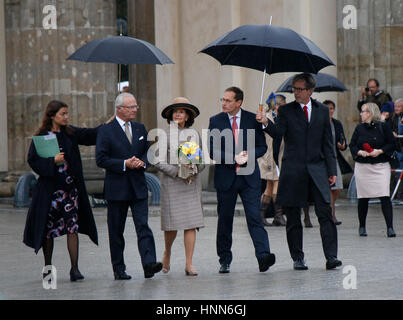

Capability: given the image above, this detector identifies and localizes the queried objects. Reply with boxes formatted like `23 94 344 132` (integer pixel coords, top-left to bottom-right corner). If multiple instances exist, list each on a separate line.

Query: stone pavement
0 199 402 300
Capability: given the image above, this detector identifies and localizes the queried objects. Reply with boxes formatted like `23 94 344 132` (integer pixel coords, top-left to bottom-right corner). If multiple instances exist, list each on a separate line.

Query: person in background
388 99 403 169
258 92 286 226
324 100 353 224
350 103 396 238
380 101 394 122
357 78 392 112
303 100 352 226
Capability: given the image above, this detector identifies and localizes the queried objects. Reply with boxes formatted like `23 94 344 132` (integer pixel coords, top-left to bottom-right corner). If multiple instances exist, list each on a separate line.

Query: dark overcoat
332 118 353 175
264 99 337 207
23 126 99 253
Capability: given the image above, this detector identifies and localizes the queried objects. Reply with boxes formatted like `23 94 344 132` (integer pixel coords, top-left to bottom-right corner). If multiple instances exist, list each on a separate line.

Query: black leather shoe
219 263 230 274
333 220 342 226
359 227 367 237
144 262 163 278
70 269 85 282
387 228 396 238
114 271 132 280
258 253 276 272
293 259 308 270
326 257 342 270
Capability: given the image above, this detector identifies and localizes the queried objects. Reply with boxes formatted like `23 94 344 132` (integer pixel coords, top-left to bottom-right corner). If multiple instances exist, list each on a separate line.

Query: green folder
32 134 60 158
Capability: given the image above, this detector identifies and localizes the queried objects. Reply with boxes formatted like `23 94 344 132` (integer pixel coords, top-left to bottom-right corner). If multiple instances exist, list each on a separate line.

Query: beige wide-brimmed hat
161 97 200 119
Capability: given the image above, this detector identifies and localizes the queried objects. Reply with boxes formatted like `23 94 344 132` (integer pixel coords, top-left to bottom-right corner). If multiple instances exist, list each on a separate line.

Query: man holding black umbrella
256 73 341 271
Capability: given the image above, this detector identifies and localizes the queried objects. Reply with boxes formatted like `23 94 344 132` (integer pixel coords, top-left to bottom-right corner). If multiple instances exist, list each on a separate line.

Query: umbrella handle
259 17 271 110
259 67 267 107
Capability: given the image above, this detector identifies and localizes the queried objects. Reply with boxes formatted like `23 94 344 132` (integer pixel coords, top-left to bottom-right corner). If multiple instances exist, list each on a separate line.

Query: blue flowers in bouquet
178 141 202 164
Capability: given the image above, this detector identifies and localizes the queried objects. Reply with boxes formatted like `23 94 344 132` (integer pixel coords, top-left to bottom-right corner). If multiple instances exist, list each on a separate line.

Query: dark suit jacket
264 99 336 207
23 126 99 253
96 118 149 201
208 109 267 192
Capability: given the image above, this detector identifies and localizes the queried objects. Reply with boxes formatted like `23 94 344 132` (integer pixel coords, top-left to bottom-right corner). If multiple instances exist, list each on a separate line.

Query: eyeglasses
220 98 235 103
360 110 370 113
292 87 309 92
120 105 139 110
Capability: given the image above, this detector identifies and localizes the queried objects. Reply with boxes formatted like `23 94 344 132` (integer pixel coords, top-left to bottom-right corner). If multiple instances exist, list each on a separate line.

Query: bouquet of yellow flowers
177 141 202 180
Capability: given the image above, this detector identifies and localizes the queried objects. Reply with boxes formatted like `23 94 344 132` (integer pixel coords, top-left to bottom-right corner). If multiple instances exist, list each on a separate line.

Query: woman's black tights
42 234 80 272
67 234 80 273
42 238 54 266
358 197 393 229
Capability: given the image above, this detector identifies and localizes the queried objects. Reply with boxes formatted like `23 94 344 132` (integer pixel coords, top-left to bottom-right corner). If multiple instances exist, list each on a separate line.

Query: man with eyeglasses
96 92 162 280
357 78 393 112
208 86 276 274
256 73 341 271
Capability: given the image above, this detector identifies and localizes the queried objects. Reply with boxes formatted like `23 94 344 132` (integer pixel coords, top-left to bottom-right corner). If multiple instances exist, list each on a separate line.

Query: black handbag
389 151 400 169
378 122 400 169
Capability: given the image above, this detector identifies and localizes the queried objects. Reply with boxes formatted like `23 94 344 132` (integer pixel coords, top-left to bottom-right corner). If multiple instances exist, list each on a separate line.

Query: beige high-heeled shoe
162 252 170 273
185 268 198 276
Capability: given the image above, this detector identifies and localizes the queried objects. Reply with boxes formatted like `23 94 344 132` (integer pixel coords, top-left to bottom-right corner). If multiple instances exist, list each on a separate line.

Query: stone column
0 0 8 172
127 0 157 131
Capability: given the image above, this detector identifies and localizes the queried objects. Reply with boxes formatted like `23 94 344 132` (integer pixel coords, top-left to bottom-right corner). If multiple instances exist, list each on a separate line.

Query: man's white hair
395 98 403 105
115 92 135 108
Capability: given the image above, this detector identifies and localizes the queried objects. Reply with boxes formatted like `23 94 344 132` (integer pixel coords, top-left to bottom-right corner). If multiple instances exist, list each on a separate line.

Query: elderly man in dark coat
256 73 341 271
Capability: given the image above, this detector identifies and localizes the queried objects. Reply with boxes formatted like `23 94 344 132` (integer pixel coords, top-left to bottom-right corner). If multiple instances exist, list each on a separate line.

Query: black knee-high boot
358 198 369 228
380 197 396 237
379 197 393 229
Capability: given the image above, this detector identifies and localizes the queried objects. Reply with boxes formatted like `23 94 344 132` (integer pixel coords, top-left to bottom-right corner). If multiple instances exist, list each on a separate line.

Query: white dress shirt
115 115 132 171
115 115 132 137
299 100 312 122
228 109 241 128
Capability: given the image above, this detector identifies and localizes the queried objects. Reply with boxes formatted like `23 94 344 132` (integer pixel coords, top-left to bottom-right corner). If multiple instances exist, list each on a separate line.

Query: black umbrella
200 24 334 106
67 36 174 90
67 36 173 65
276 73 347 93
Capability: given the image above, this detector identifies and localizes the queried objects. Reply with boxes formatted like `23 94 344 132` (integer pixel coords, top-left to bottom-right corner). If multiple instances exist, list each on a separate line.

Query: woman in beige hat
153 97 205 276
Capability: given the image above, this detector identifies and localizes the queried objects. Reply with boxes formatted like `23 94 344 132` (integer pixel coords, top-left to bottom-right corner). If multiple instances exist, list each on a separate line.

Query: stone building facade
336 0 403 144
1 0 118 196
1 0 402 197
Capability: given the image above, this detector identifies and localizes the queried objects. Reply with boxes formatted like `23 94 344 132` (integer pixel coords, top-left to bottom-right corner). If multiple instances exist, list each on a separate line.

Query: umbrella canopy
276 73 347 93
67 36 174 65
200 24 334 74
